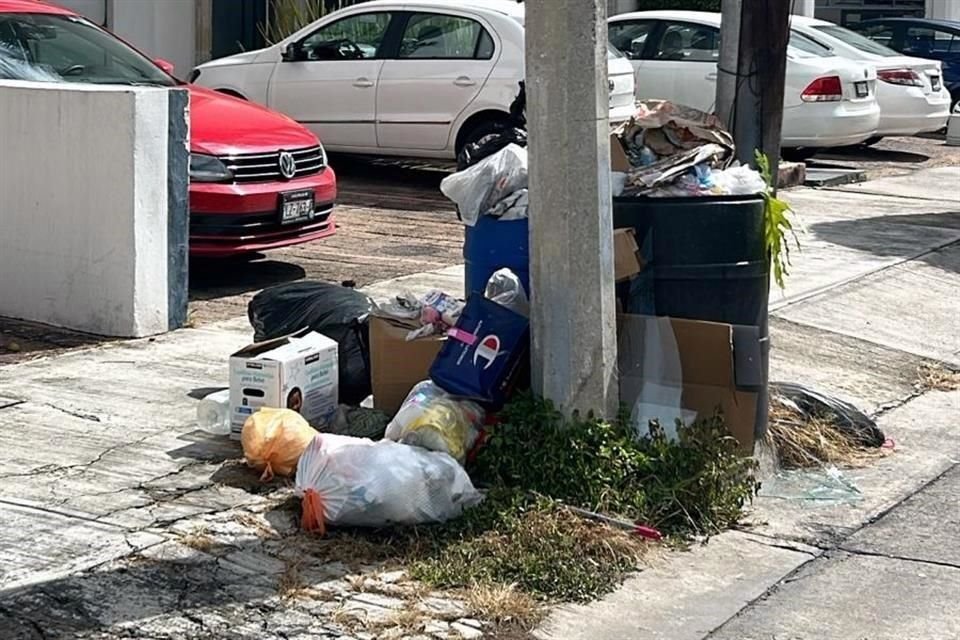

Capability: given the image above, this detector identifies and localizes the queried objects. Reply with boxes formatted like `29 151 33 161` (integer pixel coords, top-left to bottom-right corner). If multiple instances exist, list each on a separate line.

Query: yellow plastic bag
241 408 318 481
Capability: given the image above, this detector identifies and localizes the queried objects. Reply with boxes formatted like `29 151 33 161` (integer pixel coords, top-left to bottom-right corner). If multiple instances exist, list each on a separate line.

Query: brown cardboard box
610 126 632 173
613 228 643 281
617 315 762 453
369 316 445 415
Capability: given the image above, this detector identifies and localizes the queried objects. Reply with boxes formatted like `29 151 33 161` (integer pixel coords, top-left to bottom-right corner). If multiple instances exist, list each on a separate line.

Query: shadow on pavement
331 154 452 213
0 318 114 366
189 256 307 301
811 212 960 274
813 146 931 164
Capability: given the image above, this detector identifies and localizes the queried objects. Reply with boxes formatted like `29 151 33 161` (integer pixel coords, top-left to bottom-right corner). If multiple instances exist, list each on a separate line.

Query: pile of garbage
196 269 532 533
611 100 767 198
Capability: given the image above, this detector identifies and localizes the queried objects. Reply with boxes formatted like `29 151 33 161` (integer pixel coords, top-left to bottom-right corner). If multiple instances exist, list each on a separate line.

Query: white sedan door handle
454 76 477 87
705 72 718 81
353 77 375 88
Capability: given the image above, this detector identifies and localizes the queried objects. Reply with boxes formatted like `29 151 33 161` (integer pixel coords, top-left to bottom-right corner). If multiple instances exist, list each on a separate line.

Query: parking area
0 134 956 364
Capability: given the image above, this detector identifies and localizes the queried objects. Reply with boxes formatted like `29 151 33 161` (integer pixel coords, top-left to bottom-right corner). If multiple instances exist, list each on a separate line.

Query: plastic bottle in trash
197 389 231 435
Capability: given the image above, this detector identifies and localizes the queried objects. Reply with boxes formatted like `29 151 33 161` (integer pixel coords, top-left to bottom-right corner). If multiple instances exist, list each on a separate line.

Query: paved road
187 156 462 325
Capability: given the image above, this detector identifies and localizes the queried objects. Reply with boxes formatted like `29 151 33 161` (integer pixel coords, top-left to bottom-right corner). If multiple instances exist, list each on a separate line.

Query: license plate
854 81 869 98
280 190 315 225
932 75 942 91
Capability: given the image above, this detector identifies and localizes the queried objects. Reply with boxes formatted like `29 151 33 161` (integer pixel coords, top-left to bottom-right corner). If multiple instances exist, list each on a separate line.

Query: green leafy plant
472 394 759 536
304 395 760 605
755 150 799 289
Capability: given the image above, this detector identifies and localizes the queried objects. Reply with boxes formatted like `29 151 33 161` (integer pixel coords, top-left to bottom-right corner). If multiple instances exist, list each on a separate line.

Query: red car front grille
220 146 325 183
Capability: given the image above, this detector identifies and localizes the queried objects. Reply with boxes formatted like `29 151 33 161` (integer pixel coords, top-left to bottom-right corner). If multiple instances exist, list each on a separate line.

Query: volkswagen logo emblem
278 151 296 180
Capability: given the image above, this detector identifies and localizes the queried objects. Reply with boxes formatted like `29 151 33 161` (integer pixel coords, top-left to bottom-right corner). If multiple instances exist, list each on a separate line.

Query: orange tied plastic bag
241 408 318 481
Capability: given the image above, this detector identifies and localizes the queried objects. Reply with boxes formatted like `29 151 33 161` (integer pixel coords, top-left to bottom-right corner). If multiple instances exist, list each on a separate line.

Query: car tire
781 148 819 162
861 136 884 147
456 118 510 157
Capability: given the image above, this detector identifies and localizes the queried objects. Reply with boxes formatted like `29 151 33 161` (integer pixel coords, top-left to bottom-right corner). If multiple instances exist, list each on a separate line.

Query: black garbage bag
770 382 885 448
456 81 528 172
248 282 375 405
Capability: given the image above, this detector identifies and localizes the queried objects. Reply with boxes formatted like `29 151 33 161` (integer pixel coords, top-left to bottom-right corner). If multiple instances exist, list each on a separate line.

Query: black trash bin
613 194 769 440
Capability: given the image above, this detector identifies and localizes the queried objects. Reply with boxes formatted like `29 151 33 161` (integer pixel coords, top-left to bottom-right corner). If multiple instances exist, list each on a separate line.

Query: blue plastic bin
463 216 530 297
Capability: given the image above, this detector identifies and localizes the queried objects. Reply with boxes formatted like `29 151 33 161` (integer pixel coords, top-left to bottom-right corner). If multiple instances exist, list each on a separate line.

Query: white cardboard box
229 330 338 440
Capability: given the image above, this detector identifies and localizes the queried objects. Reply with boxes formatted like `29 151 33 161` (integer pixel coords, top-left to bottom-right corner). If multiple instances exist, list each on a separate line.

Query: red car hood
187 85 319 156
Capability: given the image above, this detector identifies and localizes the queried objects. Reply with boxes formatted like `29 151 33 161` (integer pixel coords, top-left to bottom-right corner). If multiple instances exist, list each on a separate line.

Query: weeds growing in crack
179 527 215 553
917 362 960 392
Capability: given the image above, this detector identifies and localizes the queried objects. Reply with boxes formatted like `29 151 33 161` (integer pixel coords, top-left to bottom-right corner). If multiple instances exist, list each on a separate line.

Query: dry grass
233 512 282 539
179 527 215 553
767 404 882 469
917 363 960 392
466 583 543 631
277 558 311 599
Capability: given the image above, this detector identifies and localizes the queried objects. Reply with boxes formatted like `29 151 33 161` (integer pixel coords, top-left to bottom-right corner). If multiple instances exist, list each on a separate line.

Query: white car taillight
801 76 843 102
877 68 924 87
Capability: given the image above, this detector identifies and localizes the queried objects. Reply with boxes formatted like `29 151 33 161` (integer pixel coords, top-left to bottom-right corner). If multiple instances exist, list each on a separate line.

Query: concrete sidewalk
0 169 958 639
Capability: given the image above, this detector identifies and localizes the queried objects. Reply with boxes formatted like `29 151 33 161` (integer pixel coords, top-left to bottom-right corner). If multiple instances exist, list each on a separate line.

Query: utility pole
716 0 791 444
525 0 619 419
716 0 791 181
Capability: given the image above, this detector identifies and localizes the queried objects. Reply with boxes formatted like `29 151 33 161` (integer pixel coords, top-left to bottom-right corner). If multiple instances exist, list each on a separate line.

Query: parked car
0 0 337 258
792 16 951 143
848 17 960 109
608 10 882 154
191 0 637 160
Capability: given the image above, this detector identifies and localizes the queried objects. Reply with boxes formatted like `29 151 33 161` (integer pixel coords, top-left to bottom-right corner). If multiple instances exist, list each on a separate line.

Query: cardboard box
613 228 643 281
617 315 762 453
610 125 632 173
229 330 338 440
369 316 445 416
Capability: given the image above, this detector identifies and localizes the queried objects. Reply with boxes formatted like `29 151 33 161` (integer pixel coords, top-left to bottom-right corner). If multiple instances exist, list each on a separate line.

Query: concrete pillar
927 0 960 20
525 0 619 418
791 0 816 17
0 83 189 338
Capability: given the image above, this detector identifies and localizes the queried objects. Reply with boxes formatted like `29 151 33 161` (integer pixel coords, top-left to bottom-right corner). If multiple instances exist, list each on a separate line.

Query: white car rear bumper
876 86 951 136
781 101 880 148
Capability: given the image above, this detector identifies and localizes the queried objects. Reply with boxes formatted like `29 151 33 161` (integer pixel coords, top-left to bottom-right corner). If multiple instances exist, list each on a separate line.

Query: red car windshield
0 12 176 86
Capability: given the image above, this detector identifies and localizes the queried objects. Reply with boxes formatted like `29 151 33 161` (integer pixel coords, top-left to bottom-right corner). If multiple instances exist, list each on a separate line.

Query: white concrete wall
108 0 197 78
55 0 107 25
792 0 816 17
0 82 187 338
926 0 960 21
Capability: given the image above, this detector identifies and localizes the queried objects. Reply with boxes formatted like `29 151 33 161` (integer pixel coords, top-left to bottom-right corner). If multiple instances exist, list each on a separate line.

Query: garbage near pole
296 433 483 533
228 330 339 440
242 408 319 481
248 282 374 405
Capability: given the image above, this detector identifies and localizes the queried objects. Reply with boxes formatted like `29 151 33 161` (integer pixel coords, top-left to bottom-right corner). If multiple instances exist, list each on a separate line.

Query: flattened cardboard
613 228 643 282
617 315 760 453
369 316 445 415
610 127 632 173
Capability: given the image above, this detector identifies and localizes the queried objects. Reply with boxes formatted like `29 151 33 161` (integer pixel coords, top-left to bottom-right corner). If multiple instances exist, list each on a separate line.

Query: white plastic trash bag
296 433 483 532
440 143 528 226
484 268 529 318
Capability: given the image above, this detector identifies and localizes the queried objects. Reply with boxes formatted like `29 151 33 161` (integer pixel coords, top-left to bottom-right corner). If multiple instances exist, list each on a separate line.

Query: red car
0 0 337 257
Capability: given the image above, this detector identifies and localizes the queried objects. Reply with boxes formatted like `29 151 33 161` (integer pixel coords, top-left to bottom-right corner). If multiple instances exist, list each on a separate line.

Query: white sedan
608 10 882 154
791 16 951 143
191 0 636 160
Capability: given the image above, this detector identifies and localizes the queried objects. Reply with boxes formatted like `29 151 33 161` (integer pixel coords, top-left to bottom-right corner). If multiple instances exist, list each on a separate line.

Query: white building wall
926 0 960 20
0 82 188 337
792 0 817 17
108 0 197 78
